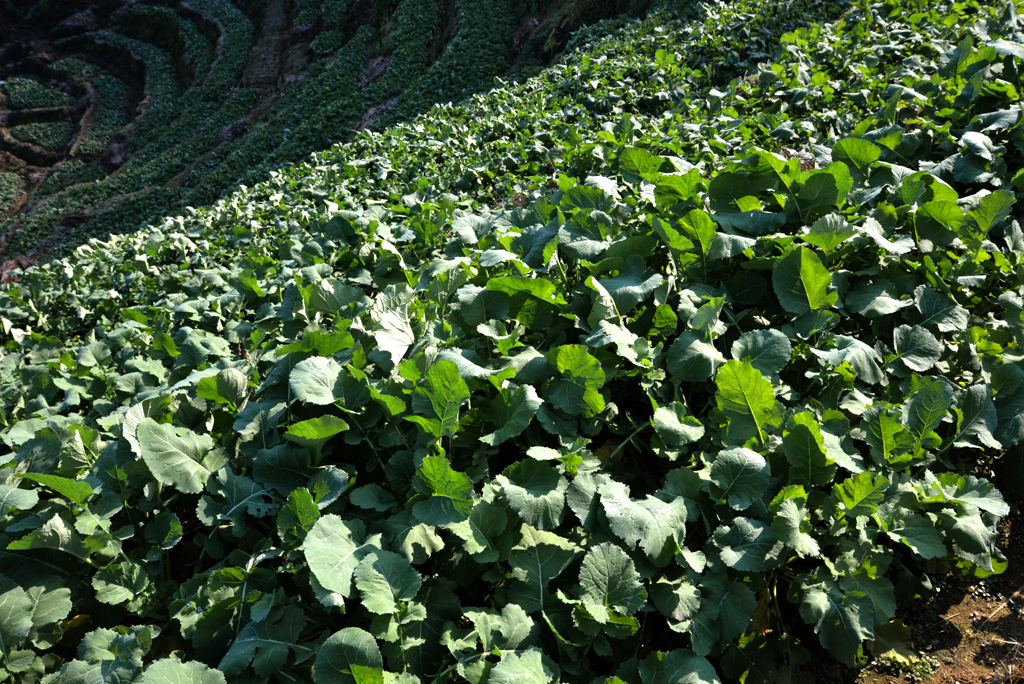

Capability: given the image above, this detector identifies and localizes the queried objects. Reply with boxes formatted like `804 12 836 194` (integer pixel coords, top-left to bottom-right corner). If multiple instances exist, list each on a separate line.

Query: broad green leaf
92 562 149 606
219 605 306 677
496 459 568 530
447 499 508 563
289 356 345 405
862 406 914 465
354 550 421 615
139 659 227 684
730 330 791 375
580 542 648 617
783 412 836 486
303 515 380 599
891 325 941 372
284 415 350 460
715 361 782 445
802 214 856 254
314 628 383 684
708 447 770 510
411 360 471 439
277 488 320 546
136 419 225 494
690 573 756 656
197 470 273 536
0 484 38 514
480 384 542 446
796 576 874 666
652 401 705 456
489 648 555 684
772 247 837 314
412 455 473 525
915 285 969 332
599 481 688 566
544 345 606 418
950 385 1001 450
888 515 946 559
619 147 665 179
833 472 888 518
771 497 820 557
832 138 881 179
667 332 725 383
15 473 93 506
0 578 32 656
638 649 720 684
712 517 783 572
906 379 953 447
196 368 248 407
508 525 581 612
598 255 664 314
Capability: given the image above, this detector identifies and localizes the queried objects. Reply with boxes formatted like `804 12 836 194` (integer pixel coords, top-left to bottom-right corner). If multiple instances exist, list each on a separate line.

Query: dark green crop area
0 0 1022 683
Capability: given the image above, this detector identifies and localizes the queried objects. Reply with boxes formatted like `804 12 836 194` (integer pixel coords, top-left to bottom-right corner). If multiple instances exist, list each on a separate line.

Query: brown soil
858 513 1024 684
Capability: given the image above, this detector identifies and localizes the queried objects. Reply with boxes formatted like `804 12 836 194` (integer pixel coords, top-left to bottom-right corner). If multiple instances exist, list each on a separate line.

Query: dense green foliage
0 77 76 110
0 0 1022 682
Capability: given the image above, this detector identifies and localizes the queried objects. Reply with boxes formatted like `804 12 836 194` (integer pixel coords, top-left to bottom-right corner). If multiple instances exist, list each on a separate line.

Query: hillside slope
0 0 647 269
0 0 1022 683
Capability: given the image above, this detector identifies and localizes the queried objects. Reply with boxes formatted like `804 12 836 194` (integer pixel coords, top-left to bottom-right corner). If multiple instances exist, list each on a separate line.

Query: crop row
0 77 76 110
0 171 22 213
76 74 130 158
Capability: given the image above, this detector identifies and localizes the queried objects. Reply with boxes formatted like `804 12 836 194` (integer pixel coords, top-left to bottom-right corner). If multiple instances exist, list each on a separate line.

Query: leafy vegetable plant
0 0 1021 682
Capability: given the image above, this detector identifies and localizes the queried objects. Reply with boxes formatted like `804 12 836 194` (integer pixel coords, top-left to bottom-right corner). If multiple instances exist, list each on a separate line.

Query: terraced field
0 0 635 272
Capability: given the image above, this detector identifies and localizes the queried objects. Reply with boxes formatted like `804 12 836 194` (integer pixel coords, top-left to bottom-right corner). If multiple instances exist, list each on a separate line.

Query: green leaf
480 384 542 446
771 497 820 557
289 356 345 406
667 332 725 383
219 605 306 677
489 648 555 684
832 138 881 179
411 360 471 439
915 285 969 332
447 499 508 563
891 325 941 373
136 419 225 494
867 620 918 665
0 485 38 514
580 542 648 617
92 561 149 605
314 628 383 684
803 214 856 254
708 447 770 510
783 412 836 486
496 459 568 530
950 385 1001 450
139 659 227 684
713 517 783 572
833 472 888 518
652 401 705 456
15 473 93 506
906 379 953 446
412 455 473 525
508 525 581 613
598 255 664 314
888 515 946 559
619 147 665 179
599 481 688 566
278 487 320 545
544 345 606 418
284 415 350 460
0 579 32 656
715 360 782 445
795 576 874 666
303 515 380 600
731 330 791 375
196 368 248 407
197 470 273 536
772 247 837 314
638 649 719 684
354 550 421 615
